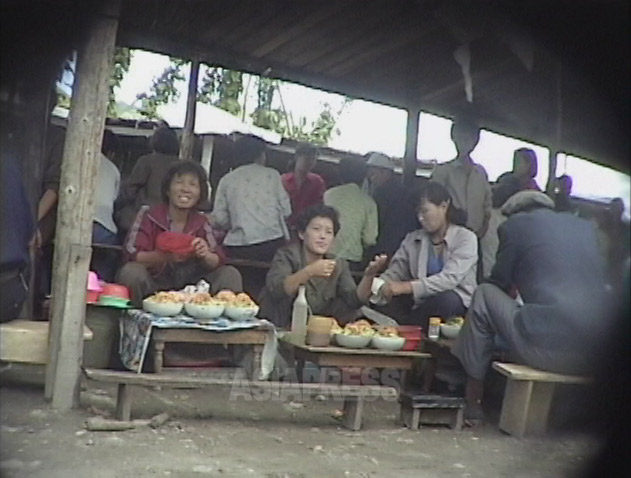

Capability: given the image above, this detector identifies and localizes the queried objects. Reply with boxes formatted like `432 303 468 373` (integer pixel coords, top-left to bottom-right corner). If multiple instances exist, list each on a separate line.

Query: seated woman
258 204 387 328
117 161 243 307
371 182 478 331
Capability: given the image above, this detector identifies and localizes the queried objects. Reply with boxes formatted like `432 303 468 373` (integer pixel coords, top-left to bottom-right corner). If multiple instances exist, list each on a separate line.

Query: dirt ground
0 367 599 478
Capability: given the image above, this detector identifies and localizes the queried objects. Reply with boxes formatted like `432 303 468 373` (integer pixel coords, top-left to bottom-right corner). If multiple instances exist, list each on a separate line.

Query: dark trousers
0 268 29 323
226 237 286 263
117 261 243 307
91 222 120 282
452 283 589 381
374 290 466 332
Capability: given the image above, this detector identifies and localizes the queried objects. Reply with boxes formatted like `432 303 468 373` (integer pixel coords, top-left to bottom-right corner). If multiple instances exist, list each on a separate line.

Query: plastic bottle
428 317 441 340
291 285 309 344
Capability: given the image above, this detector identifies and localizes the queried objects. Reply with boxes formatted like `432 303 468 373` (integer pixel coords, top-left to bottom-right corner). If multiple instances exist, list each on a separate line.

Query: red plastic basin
397 325 422 339
401 338 421 351
100 283 130 300
86 290 100 304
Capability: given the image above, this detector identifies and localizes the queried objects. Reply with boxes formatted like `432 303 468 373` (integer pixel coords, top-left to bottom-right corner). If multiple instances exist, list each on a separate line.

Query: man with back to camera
452 190 609 425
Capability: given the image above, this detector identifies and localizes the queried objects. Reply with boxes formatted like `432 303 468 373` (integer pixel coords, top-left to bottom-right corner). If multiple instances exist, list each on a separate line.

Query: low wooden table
284 339 430 373
151 327 268 378
280 338 430 430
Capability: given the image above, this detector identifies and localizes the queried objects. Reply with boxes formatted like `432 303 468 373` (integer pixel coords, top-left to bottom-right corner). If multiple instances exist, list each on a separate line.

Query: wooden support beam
420 58 515 105
179 58 200 160
45 0 120 410
403 106 421 187
546 61 563 195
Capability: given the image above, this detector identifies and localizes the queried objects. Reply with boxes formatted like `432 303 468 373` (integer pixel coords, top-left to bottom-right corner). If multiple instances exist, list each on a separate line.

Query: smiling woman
117 161 243 307
258 204 387 328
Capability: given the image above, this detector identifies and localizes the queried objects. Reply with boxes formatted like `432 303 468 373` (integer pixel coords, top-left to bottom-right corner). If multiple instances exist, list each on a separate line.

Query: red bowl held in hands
100 283 130 300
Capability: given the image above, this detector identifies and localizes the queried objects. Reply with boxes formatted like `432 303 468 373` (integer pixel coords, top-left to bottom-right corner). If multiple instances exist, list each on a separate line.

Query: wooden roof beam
329 25 438 77
289 1 398 68
117 30 409 109
250 2 348 58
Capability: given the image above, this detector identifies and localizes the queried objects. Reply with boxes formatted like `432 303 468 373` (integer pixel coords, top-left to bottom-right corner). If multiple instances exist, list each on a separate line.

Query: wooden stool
399 392 465 430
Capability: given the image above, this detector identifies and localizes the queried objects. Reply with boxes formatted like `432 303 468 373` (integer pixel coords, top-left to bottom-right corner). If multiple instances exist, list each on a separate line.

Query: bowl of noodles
334 319 374 348
143 291 185 316
184 292 225 321
371 326 405 351
219 291 259 321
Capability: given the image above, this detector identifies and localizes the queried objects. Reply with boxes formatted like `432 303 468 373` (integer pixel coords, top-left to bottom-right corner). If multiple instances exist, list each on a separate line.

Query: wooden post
45 0 120 410
403 106 420 187
179 58 200 160
546 61 563 195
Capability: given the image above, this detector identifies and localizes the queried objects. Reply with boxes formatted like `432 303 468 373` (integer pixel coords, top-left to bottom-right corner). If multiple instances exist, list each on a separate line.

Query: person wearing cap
431 113 492 241
281 143 326 232
452 190 609 425
365 152 418 259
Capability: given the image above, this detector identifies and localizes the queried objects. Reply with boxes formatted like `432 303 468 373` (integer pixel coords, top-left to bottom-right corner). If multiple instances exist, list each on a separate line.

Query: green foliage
251 77 288 135
107 48 131 117
197 67 243 116
132 58 349 145
251 77 350 146
136 57 188 119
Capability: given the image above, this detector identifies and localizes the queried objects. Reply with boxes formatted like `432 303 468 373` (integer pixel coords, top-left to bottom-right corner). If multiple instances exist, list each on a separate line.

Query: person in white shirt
91 130 121 281
211 135 292 262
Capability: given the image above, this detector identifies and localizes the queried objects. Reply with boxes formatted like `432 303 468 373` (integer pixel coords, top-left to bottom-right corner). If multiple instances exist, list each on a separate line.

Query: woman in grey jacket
372 182 478 331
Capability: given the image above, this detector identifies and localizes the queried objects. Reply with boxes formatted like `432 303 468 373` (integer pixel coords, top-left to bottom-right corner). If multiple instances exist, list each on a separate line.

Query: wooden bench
0 320 93 365
83 368 398 431
492 362 591 437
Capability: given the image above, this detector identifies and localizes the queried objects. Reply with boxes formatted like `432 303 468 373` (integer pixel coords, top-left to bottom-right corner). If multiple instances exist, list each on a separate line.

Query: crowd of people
2 110 629 427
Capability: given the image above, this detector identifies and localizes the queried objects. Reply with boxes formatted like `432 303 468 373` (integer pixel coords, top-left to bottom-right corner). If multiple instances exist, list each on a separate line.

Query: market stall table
280 337 431 430
119 309 273 379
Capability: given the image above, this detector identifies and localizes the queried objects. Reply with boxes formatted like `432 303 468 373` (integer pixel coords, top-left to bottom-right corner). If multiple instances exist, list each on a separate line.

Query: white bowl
371 335 405 351
224 305 259 321
184 302 225 321
440 324 462 339
142 299 183 317
335 334 371 349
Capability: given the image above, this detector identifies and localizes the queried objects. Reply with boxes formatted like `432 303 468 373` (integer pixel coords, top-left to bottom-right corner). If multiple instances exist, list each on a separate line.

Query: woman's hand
306 259 337 279
364 254 388 277
380 281 413 301
191 237 220 270
191 237 211 259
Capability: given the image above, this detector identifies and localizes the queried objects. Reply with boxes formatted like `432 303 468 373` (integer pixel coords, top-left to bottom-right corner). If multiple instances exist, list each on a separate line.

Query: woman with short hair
117 160 242 307
258 204 387 328
372 182 478 331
